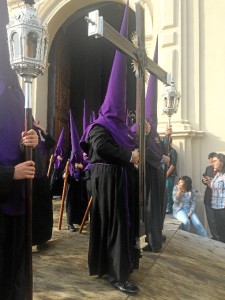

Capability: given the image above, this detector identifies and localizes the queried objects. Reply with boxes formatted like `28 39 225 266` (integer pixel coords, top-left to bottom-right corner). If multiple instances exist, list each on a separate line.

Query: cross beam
85 11 171 85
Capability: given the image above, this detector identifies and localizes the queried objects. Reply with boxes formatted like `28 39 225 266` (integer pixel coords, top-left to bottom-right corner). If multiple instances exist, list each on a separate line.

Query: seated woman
173 176 207 238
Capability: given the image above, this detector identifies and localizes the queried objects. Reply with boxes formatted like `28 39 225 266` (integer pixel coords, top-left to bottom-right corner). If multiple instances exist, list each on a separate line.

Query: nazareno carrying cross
84 0 175 222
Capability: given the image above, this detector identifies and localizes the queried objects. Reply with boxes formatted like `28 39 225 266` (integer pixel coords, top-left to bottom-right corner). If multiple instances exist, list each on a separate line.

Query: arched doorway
47 2 136 149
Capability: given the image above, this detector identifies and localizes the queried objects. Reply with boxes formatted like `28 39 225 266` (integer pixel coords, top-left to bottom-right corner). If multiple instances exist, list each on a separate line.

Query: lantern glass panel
168 97 174 109
12 32 20 59
26 32 38 58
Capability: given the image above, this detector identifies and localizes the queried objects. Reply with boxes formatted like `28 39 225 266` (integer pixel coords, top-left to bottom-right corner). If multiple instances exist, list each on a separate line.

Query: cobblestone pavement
33 199 225 300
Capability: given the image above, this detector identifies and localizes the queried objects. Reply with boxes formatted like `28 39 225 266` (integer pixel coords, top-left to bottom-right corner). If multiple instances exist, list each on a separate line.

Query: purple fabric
147 127 164 156
130 38 162 156
53 128 65 170
69 111 83 179
145 37 162 156
81 115 136 153
89 111 96 124
91 110 96 122
80 1 136 153
145 37 158 129
98 1 128 122
0 0 26 215
0 87 25 166
125 109 129 126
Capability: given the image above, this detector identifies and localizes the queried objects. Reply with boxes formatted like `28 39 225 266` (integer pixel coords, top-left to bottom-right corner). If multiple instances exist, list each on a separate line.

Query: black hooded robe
145 135 167 252
86 125 139 283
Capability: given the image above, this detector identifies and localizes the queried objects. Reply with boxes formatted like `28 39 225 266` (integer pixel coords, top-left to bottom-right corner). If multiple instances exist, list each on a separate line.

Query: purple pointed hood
69 111 83 179
145 37 158 129
0 0 26 215
0 0 25 167
80 1 136 153
98 1 128 122
53 128 65 169
145 37 163 156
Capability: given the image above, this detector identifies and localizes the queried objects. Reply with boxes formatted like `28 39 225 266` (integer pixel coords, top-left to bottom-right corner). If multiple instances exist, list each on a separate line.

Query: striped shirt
211 172 225 209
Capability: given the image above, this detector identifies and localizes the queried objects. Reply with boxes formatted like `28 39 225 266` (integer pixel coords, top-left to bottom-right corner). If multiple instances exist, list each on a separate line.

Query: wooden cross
85 1 172 222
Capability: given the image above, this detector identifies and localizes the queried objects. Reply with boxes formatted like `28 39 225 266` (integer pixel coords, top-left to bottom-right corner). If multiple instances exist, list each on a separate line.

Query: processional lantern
6 0 48 84
162 80 180 124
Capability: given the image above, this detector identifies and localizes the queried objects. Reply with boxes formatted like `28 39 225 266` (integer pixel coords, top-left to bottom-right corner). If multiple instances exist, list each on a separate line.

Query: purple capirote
53 127 65 170
0 0 26 216
80 0 136 153
69 110 83 180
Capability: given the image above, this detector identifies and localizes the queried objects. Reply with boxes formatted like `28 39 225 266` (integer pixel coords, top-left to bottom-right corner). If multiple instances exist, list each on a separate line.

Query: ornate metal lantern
162 81 180 122
6 2 48 83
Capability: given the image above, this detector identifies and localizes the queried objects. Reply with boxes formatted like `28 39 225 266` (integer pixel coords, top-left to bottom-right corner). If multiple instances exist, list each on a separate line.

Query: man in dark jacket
202 152 219 240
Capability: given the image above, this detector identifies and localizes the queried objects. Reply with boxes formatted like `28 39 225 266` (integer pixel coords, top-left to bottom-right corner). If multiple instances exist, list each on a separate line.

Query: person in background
205 153 225 243
166 137 178 215
135 36 171 252
202 152 219 240
173 176 207 238
50 128 66 198
142 122 171 253
32 121 56 248
65 111 89 232
65 161 88 232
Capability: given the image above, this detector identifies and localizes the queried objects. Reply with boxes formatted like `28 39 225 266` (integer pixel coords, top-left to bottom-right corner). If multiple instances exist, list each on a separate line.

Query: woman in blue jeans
173 176 207 238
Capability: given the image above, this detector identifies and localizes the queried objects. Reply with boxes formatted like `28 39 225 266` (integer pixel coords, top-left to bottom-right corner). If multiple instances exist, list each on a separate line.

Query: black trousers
213 208 225 243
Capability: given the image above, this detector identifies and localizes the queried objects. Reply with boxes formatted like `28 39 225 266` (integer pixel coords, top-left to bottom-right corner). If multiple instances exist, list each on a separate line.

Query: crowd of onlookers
165 147 225 244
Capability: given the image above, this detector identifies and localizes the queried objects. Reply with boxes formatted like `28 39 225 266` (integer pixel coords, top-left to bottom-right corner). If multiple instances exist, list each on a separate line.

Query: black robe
0 166 26 300
86 125 139 283
145 135 167 252
66 175 88 225
32 133 55 245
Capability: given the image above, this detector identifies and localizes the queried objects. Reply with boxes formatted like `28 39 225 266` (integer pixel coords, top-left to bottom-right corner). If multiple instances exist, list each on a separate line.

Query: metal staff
24 79 33 299
162 80 180 162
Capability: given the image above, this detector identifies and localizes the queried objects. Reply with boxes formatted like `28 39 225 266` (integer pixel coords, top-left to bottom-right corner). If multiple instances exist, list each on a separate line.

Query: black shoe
68 224 76 232
162 234 167 242
36 242 49 251
142 244 153 252
110 280 139 295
